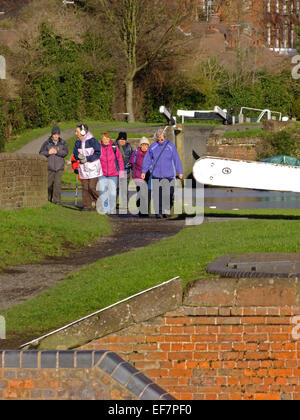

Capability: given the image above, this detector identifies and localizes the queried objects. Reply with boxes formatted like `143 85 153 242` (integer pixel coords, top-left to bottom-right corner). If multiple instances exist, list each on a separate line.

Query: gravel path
17 126 160 155
18 129 76 154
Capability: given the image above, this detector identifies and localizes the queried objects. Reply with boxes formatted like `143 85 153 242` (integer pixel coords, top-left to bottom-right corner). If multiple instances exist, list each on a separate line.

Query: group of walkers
40 124 184 218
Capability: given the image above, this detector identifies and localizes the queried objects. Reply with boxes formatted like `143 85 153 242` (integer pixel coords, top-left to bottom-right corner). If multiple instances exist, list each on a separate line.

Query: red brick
191 334 216 342
194 352 219 361
217 317 241 325
168 352 193 361
244 317 266 325
269 369 293 377
169 368 193 377
146 352 168 361
165 317 191 325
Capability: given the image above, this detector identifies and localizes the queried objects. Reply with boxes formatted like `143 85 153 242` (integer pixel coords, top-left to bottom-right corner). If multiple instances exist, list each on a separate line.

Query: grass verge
0 204 111 268
223 127 264 138
3 208 300 338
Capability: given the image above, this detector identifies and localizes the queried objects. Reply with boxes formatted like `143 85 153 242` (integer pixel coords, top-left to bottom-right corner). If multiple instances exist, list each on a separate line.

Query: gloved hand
78 153 87 164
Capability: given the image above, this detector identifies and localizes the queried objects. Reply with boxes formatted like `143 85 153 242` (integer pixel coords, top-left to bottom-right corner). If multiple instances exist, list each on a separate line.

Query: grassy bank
224 127 264 138
3 208 300 339
0 204 111 268
4 120 156 154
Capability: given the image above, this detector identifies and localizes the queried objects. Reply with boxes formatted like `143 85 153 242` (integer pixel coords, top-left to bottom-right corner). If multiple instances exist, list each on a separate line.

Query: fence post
0 316 5 340
0 55 6 79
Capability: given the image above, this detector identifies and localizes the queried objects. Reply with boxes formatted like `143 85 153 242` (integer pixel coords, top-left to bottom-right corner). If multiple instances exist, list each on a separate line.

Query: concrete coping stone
0 153 47 161
0 350 175 400
20 277 183 350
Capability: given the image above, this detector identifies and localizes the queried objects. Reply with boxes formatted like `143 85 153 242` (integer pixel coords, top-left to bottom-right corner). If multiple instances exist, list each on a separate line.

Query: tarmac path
17 125 160 154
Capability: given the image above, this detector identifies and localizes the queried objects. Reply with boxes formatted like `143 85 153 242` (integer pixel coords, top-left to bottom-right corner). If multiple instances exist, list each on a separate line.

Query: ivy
7 23 115 132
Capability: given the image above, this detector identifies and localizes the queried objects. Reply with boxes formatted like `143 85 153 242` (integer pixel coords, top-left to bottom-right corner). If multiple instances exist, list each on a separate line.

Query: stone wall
0 153 48 210
206 136 261 161
176 126 213 177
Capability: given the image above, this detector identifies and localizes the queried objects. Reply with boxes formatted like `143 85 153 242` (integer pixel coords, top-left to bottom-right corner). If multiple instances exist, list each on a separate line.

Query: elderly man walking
39 126 68 205
141 128 183 218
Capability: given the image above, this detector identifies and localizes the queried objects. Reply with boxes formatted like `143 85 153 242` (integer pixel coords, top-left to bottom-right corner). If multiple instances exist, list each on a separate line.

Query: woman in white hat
129 137 151 217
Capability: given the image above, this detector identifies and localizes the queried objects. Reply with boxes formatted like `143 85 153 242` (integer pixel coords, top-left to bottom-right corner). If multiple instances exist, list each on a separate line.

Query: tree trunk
125 78 135 123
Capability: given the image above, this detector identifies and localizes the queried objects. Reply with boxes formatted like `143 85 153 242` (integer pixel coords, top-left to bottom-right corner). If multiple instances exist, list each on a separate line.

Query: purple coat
129 147 147 180
142 139 183 179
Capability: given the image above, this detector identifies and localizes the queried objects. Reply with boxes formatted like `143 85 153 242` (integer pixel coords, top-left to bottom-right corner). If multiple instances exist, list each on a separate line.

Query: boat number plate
222 167 232 175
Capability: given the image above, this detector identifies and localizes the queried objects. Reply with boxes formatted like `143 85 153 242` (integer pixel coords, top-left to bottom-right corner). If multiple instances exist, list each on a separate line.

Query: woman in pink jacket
98 132 124 215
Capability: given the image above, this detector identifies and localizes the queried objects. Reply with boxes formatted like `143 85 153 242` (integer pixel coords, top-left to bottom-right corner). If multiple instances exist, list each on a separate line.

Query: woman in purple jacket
141 128 183 218
129 137 151 217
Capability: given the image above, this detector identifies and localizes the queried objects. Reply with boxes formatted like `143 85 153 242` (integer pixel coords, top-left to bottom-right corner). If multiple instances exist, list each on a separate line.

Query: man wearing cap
115 132 133 175
39 126 68 204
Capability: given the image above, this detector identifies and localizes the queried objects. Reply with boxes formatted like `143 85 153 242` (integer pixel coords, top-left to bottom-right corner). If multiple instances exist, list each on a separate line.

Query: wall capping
0 350 175 400
21 277 183 351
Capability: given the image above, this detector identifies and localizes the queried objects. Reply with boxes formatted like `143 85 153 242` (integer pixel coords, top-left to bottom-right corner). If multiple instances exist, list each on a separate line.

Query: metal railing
239 107 282 122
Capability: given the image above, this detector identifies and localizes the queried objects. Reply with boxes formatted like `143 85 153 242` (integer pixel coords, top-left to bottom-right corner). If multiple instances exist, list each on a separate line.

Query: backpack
112 144 120 172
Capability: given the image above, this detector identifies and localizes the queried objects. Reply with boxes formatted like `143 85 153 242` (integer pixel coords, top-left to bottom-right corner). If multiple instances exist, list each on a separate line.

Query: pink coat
100 141 125 177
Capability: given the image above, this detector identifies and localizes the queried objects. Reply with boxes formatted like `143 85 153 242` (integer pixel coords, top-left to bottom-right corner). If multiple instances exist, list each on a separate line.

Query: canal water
62 187 300 211
204 187 300 210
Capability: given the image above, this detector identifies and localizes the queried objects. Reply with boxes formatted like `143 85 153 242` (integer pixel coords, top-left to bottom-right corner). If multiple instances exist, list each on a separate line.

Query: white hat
139 136 150 146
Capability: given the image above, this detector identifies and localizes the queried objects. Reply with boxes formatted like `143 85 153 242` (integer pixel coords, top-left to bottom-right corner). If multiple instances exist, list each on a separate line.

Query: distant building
195 0 300 55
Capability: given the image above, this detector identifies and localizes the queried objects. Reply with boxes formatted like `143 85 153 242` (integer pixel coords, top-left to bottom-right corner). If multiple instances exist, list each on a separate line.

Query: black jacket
39 137 69 172
114 140 133 174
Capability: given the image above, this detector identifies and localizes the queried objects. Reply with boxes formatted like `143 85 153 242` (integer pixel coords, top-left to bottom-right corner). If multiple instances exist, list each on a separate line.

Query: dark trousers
48 170 63 204
134 180 151 215
82 177 99 209
151 178 175 215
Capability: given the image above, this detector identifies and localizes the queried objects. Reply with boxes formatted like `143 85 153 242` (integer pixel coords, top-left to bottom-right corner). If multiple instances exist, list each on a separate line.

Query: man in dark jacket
39 126 68 204
114 132 133 209
114 132 133 176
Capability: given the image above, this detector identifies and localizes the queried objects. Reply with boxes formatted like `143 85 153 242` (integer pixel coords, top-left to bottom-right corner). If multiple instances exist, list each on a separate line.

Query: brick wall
79 278 300 401
0 153 48 210
206 137 261 161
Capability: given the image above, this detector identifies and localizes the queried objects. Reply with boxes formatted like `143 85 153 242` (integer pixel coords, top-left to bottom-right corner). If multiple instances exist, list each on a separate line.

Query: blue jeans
98 176 118 214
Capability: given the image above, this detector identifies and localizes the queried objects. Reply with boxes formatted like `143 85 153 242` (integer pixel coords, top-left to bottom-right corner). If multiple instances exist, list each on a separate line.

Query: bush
8 23 115 136
7 99 26 134
257 129 300 160
293 97 300 119
269 130 297 156
83 70 114 120
58 66 84 121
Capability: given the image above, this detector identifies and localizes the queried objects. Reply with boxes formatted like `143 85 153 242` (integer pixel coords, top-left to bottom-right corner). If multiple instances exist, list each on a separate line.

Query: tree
97 0 196 122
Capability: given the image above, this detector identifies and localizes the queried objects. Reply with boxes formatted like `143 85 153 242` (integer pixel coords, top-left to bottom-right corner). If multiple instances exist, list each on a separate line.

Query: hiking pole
75 174 79 207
